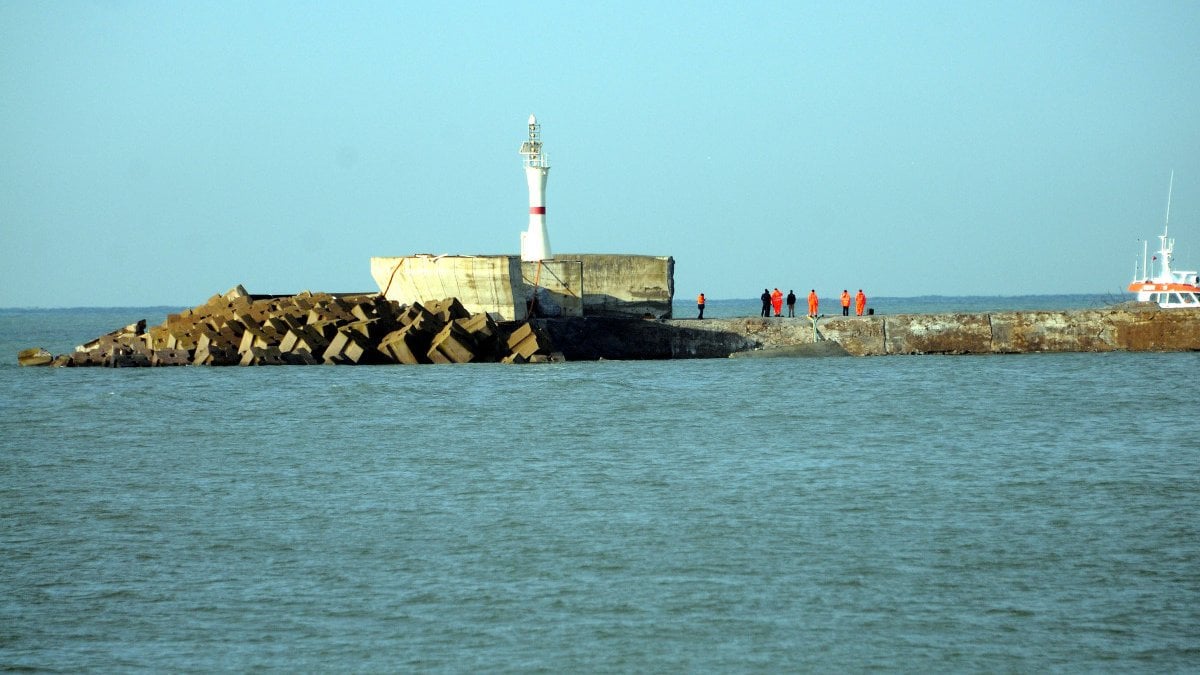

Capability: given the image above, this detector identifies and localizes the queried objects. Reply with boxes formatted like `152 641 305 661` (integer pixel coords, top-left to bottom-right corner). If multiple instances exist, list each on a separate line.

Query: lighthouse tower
519 114 552 261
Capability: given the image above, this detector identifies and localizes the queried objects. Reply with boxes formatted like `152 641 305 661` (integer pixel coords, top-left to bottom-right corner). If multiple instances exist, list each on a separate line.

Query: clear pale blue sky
3 1 1199 307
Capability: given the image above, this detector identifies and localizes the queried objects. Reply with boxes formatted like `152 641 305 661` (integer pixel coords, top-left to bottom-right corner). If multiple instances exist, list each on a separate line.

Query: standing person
786 290 796 317
841 289 851 316
807 289 819 317
771 288 783 317
855 289 867 316
760 289 771 317
697 292 706 320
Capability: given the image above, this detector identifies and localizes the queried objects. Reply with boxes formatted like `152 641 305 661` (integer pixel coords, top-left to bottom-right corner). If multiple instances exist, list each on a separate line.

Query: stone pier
526 306 1200 360
20 299 1200 366
654 306 1200 357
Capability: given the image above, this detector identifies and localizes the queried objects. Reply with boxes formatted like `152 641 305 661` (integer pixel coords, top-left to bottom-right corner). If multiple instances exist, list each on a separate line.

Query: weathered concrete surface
662 306 1200 356
370 253 673 320
554 254 674 318
520 259 584 319
371 255 533 320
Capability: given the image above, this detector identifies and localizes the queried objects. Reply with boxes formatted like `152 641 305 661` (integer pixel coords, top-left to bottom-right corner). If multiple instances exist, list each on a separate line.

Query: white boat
1128 174 1200 308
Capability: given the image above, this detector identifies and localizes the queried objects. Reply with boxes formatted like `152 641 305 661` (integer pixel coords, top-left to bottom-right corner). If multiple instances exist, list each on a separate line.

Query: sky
2 1 1199 307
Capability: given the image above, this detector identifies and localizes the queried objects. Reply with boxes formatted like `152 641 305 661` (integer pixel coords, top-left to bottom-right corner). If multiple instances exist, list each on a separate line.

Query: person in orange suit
855 289 867 316
771 288 783 317
841 289 851 316
807 289 819 317
697 292 706 319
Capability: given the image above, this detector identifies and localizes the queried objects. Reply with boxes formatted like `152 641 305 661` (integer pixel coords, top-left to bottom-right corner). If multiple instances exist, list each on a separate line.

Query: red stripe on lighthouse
529 206 546 214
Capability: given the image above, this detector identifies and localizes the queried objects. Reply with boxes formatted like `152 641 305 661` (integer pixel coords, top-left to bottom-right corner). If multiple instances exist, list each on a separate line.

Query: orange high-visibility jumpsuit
807 290 819 316
771 288 783 316
855 290 867 316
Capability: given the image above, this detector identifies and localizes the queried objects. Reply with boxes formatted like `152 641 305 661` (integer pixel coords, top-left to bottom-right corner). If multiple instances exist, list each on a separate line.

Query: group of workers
840 289 869 317
694 289 868 319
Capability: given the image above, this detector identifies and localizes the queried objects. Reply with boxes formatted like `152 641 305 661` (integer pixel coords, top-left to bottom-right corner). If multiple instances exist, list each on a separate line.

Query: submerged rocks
22 287 562 367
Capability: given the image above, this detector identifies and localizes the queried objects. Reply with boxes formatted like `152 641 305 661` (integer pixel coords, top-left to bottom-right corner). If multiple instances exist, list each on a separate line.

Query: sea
2 295 1198 672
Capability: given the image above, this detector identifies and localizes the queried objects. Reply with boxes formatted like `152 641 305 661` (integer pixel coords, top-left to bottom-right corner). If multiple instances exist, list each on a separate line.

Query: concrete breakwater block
18 347 53 367
23 287 561 367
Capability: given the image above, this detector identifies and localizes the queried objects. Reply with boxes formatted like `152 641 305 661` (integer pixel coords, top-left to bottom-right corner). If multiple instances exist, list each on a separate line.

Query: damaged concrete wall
553 254 674 318
371 255 584 320
371 253 673 320
519 259 583 319
371 255 526 320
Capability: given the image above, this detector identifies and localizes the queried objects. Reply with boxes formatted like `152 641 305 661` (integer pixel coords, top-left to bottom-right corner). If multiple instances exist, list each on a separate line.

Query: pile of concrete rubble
19 286 561 367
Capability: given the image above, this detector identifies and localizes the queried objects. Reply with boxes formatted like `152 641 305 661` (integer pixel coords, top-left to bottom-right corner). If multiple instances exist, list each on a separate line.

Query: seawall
535 306 1200 359
21 296 1200 367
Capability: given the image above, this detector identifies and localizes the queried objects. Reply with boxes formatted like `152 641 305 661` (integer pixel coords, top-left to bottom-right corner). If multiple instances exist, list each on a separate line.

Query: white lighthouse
519 114 552 261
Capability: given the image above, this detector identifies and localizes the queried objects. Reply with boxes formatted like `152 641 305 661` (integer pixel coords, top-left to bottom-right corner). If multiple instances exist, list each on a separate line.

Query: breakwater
18 295 1200 366
532 305 1200 359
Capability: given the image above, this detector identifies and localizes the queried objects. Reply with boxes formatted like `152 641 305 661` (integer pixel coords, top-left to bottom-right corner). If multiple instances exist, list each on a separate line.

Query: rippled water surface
2 305 1198 671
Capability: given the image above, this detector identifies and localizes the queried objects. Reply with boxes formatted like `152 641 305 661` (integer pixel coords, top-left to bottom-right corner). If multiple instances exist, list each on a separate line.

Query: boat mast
1159 171 1175 279
1164 170 1174 238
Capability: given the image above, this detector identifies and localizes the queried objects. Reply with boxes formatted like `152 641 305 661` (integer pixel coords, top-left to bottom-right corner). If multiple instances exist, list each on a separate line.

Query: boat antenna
1164 170 1174 237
